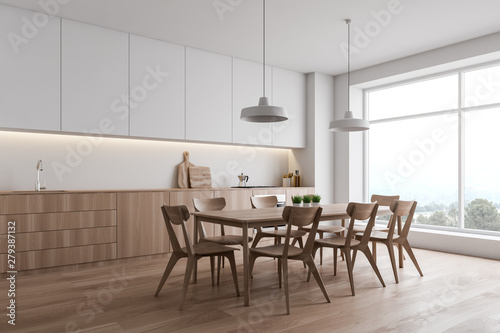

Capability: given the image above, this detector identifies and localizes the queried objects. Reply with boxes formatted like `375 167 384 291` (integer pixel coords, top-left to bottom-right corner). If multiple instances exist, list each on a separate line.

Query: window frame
364 60 500 237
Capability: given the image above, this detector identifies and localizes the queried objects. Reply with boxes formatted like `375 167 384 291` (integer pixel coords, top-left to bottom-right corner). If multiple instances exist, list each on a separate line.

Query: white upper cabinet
232 58 273 146
272 67 307 148
61 19 128 135
0 5 60 131
186 48 232 143
129 35 185 139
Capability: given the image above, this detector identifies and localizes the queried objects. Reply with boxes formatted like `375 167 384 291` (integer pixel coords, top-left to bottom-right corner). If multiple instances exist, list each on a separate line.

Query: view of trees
415 198 500 231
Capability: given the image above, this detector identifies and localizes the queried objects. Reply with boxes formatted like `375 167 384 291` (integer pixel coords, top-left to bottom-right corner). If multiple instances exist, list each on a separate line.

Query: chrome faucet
35 160 44 191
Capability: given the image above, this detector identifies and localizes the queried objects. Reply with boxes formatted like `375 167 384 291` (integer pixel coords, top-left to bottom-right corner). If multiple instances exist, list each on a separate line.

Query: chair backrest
192 197 226 239
282 206 323 256
193 197 226 212
370 194 400 206
389 200 418 239
161 204 194 255
250 195 278 209
345 202 379 247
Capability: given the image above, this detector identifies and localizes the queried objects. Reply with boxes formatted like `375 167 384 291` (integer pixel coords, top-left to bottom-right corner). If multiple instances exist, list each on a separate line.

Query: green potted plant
291 195 302 206
312 194 321 206
302 194 312 207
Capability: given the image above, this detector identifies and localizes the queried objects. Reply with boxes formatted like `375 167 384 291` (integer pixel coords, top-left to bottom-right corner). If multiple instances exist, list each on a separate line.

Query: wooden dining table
192 203 391 306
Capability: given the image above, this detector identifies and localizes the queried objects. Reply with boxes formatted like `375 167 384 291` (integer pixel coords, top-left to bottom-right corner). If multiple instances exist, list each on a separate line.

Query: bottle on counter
294 170 301 187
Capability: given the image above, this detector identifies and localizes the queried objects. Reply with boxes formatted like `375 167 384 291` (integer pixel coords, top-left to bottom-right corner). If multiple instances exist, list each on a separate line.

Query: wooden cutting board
177 151 194 188
188 166 212 188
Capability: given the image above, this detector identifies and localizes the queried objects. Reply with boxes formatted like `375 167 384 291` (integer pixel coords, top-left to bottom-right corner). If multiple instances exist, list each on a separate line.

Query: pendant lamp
241 0 288 123
329 19 369 132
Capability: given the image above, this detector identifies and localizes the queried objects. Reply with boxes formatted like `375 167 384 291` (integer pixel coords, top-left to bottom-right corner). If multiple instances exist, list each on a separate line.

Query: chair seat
303 224 345 234
259 229 307 238
202 235 253 245
315 236 361 248
366 231 401 241
250 244 303 258
183 242 238 256
353 223 390 234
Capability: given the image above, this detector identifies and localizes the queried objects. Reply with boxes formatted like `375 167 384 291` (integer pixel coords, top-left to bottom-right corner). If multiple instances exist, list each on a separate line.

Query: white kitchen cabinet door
186 48 232 143
272 67 306 148
232 58 273 146
0 5 60 131
62 19 128 135
129 35 185 139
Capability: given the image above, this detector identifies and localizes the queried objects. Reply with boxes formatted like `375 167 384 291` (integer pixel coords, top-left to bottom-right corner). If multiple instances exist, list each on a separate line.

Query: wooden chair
296 194 345 265
193 197 252 285
355 200 423 283
249 206 330 314
352 194 400 260
154 204 240 310
311 202 385 296
250 196 306 249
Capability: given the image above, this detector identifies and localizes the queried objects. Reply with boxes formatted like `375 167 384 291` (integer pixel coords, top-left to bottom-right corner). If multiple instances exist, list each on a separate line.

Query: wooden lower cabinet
0 187 315 273
0 244 116 271
0 193 117 273
116 192 170 258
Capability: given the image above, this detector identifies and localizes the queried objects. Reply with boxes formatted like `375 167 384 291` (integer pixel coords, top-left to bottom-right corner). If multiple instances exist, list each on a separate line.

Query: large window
368 63 500 234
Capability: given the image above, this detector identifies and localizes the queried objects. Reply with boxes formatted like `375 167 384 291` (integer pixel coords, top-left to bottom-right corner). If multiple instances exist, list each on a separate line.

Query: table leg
193 216 198 283
242 224 250 306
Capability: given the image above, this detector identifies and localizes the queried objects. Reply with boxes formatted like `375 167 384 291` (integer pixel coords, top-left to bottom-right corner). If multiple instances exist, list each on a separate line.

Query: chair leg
372 241 377 264
297 237 306 268
344 249 355 296
283 258 290 315
278 258 282 288
179 257 196 311
336 232 345 261
333 248 338 276
210 255 215 286
385 240 399 283
360 247 386 288
402 241 424 276
217 255 222 286
251 233 264 248
225 252 240 296
318 231 324 265
305 256 331 304
155 253 182 296
249 253 258 280
307 245 320 282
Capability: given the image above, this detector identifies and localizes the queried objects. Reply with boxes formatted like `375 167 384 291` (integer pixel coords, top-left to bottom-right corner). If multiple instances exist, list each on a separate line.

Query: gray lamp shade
329 111 369 132
241 97 288 122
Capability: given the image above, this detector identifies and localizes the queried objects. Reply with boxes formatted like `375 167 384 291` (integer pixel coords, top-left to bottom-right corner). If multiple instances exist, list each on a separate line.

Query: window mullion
458 71 465 230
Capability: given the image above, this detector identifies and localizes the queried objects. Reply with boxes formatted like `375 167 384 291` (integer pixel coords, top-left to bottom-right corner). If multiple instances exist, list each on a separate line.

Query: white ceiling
2 0 500 75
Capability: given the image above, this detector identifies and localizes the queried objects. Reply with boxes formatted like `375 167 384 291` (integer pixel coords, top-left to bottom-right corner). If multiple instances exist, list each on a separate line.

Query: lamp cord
347 19 350 111
263 0 266 97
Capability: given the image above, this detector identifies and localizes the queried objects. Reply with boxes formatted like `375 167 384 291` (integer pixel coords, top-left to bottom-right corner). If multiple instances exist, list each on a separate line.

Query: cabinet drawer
0 243 116 272
0 193 116 214
0 226 116 253
0 210 116 234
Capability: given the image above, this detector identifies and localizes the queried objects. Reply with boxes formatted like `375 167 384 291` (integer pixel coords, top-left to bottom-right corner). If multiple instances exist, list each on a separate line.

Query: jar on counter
294 170 301 187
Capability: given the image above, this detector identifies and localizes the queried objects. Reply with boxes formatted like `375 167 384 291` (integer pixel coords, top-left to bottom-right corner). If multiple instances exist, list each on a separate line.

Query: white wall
0 131 289 191
289 72 335 203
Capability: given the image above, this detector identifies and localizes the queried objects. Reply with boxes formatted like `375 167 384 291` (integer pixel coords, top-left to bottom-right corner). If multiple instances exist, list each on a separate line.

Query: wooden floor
1 247 500 333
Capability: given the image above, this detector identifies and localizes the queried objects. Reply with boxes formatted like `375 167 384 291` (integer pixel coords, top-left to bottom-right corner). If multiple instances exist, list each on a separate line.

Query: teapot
238 173 249 187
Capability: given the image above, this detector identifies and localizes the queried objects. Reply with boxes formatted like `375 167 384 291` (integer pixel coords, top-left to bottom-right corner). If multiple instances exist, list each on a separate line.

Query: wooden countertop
0 186 314 195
